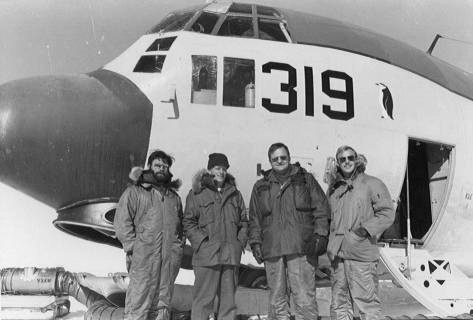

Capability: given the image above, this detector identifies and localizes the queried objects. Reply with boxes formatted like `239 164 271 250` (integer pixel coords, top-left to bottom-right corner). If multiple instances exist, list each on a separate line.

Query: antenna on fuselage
427 34 442 55
427 33 473 55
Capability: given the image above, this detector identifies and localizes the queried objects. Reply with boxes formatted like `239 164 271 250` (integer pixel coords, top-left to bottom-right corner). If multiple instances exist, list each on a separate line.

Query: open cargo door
379 139 473 316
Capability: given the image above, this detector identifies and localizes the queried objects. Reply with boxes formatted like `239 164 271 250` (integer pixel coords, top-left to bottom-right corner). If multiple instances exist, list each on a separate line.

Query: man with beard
114 150 184 320
183 153 248 320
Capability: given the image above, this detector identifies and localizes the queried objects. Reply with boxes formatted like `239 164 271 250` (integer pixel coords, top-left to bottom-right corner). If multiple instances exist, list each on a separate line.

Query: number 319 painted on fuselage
262 62 354 121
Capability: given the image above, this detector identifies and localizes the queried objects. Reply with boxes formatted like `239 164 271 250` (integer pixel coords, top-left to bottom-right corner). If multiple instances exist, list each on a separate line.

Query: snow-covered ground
1 280 431 319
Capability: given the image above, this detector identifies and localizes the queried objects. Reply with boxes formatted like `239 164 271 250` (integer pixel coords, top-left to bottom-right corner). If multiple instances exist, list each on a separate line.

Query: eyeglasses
271 155 288 163
337 155 355 163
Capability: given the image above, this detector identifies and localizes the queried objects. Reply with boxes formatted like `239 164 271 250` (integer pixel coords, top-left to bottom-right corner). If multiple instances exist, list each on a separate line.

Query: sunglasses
271 155 288 163
337 155 355 163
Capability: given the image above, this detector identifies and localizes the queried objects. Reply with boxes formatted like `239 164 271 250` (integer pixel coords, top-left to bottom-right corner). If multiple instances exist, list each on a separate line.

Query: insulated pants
125 231 164 320
330 258 381 320
191 265 238 320
264 254 318 320
124 226 182 320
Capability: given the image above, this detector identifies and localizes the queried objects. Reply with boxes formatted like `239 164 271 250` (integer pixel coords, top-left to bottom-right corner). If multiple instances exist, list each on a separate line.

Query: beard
154 171 171 184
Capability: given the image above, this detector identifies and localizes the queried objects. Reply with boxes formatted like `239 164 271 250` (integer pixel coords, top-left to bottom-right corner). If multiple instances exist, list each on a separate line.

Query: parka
248 164 330 260
114 167 184 320
114 168 184 257
183 170 248 267
326 160 395 262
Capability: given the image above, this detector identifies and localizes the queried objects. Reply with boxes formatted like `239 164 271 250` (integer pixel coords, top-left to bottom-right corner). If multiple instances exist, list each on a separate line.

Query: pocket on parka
198 201 214 239
293 182 311 211
199 200 214 218
198 207 214 227
136 207 161 244
256 184 271 216
340 231 377 261
228 200 241 223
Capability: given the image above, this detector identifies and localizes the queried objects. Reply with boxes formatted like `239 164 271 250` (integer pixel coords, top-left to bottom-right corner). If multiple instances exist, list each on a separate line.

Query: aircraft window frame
228 3 253 15
212 14 229 35
257 19 290 42
145 37 177 52
133 55 166 73
191 55 218 105
190 11 220 34
211 4 292 42
223 57 255 108
257 5 283 19
148 9 199 34
217 15 255 38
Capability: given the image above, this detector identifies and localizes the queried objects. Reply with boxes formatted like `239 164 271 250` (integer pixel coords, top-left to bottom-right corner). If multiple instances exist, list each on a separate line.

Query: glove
353 227 370 239
251 244 264 264
304 234 328 257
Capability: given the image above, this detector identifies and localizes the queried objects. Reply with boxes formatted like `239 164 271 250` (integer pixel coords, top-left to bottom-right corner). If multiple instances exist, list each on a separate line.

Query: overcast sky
1 0 473 275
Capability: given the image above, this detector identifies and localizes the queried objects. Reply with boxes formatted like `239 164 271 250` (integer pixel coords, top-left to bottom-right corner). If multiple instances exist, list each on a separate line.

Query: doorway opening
381 139 453 244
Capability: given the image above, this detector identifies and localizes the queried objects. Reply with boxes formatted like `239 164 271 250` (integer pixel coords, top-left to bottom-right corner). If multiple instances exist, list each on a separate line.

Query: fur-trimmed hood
191 168 236 194
129 166 182 191
327 154 368 196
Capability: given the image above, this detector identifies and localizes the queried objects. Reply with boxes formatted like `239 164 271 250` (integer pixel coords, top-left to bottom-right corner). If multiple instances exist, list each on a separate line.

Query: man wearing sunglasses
248 142 330 320
114 150 184 320
326 145 394 320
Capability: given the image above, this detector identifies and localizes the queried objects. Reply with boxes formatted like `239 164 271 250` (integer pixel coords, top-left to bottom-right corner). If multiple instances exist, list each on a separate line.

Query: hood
327 154 367 196
191 168 236 194
128 166 182 191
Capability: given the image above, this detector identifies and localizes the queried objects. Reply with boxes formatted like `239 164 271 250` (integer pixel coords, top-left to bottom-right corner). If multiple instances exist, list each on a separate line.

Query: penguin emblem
376 82 394 119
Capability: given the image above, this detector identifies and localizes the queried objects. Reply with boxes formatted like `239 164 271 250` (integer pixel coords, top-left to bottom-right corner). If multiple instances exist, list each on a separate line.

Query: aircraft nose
0 71 153 208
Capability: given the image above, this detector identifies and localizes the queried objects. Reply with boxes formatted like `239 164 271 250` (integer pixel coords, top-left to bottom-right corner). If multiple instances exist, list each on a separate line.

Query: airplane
1 0 473 318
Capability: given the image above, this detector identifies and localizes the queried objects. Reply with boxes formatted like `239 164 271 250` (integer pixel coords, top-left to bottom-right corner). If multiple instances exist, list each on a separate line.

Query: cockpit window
191 55 217 105
146 37 177 52
223 57 255 108
228 3 253 15
257 5 283 18
133 55 166 73
218 16 254 38
191 12 220 34
148 10 196 34
258 19 288 42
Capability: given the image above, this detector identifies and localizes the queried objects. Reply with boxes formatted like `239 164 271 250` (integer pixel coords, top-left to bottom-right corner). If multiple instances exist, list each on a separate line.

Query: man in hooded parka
183 153 248 320
327 145 395 320
114 150 184 320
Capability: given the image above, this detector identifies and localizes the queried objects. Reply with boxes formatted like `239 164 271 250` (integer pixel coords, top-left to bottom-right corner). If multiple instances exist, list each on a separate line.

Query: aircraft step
380 246 473 317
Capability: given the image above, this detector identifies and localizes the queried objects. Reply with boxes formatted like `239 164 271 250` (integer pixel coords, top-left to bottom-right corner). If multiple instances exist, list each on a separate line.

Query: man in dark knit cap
183 153 248 320
248 142 330 320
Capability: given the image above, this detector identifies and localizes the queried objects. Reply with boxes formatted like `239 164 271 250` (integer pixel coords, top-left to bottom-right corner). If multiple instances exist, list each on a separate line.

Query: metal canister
245 82 255 108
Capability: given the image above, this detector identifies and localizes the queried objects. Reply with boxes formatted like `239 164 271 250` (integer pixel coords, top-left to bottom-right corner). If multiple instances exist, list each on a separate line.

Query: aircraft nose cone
0 71 152 208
